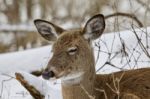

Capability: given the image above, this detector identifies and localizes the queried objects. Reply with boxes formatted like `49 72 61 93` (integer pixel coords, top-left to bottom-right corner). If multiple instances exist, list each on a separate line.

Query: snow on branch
15 72 62 99
15 72 44 99
0 24 36 33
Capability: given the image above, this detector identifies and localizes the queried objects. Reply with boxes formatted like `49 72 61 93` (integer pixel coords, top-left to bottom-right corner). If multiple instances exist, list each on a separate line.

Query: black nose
42 70 55 80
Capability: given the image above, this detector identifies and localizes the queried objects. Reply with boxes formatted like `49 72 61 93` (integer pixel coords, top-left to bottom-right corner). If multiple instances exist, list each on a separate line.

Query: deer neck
61 48 96 99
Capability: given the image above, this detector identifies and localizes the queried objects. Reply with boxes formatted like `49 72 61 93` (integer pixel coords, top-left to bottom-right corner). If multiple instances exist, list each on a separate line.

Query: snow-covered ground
0 27 150 99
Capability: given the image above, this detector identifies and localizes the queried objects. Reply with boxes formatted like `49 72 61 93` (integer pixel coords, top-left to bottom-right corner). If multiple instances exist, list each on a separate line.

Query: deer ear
34 19 65 41
83 14 105 40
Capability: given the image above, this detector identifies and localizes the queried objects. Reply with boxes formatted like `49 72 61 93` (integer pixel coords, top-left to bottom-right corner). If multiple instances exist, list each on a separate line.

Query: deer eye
67 47 77 55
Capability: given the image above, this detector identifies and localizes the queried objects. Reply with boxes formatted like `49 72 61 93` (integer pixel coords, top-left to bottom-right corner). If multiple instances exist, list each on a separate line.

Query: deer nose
42 70 55 80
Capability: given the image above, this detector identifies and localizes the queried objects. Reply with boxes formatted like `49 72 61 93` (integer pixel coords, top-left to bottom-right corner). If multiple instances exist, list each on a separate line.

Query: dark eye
67 47 77 55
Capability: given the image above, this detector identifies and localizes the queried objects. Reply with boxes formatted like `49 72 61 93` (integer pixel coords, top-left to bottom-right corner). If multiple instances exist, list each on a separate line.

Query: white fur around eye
67 47 77 55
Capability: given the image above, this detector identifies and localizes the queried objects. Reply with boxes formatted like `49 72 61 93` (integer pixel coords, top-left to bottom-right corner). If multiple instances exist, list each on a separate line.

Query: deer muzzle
42 70 55 80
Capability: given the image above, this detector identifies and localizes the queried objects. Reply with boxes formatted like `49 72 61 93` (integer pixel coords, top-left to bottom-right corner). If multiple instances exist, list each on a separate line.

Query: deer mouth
42 66 85 83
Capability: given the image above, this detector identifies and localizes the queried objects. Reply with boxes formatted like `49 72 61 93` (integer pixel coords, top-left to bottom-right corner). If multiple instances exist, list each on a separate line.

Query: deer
34 14 150 99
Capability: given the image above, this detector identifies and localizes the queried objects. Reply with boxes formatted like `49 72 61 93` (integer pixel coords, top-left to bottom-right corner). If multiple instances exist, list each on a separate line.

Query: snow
94 27 150 73
0 27 150 99
0 46 52 73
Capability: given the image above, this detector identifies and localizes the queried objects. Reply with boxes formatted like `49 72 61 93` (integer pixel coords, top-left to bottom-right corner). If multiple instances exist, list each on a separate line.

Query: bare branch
31 69 44 77
105 12 143 27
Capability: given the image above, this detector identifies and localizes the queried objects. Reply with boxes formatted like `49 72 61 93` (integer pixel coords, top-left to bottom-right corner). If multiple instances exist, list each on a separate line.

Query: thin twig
131 25 150 58
106 72 125 99
80 84 95 99
136 0 150 12
95 88 108 99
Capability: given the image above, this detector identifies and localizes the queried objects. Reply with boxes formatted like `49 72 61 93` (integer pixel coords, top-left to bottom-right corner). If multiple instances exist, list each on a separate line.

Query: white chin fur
61 72 84 86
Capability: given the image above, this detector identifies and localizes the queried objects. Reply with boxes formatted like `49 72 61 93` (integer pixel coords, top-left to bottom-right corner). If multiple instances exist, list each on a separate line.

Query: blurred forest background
0 0 150 53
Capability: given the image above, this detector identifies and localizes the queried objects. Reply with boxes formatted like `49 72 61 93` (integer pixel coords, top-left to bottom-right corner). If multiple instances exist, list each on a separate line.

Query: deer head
34 14 105 84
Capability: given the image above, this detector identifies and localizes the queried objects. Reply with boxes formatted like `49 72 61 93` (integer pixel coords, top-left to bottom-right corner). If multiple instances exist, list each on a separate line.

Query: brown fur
95 68 150 99
34 14 150 99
